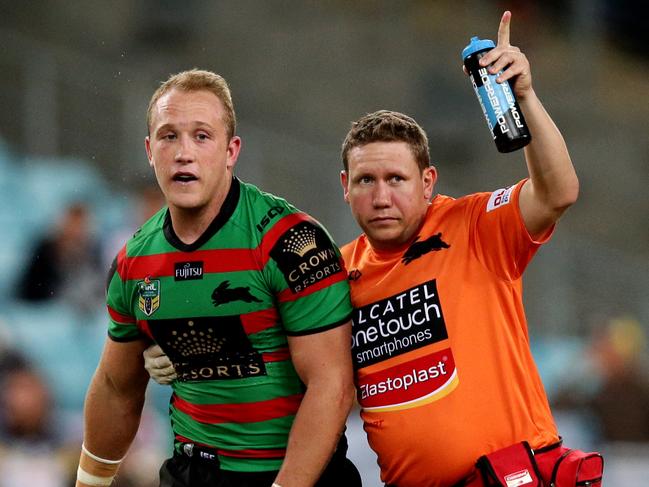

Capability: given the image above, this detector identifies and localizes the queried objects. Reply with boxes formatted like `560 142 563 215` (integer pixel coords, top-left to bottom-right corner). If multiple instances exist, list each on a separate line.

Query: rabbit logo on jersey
352 279 458 411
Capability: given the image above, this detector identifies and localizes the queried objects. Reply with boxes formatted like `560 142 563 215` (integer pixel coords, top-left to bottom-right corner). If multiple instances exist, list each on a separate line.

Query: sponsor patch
505 470 533 487
352 279 448 369
357 348 458 411
174 261 204 281
270 221 343 293
137 277 160 316
148 315 266 381
487 185 515 212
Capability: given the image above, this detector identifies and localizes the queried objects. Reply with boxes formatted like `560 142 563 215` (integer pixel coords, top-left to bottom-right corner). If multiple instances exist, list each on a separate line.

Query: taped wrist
76 444 124 486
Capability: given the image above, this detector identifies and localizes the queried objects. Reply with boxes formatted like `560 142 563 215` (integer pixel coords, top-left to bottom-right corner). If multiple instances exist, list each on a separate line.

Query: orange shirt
342 180 558 487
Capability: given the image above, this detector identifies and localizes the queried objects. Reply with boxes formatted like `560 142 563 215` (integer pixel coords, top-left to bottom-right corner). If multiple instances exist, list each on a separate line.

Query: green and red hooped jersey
106 177 352 472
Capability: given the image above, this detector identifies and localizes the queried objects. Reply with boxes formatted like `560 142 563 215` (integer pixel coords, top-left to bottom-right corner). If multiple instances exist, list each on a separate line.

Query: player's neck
168 195 227 246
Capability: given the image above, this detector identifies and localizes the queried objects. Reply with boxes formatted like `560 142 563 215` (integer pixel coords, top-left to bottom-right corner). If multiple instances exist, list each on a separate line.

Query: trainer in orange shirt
339 11 579 487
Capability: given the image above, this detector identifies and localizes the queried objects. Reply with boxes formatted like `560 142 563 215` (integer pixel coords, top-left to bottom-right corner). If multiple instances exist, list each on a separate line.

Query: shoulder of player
128 207 167 247
109 208 167 280
239 181 326 230
239 179 297 210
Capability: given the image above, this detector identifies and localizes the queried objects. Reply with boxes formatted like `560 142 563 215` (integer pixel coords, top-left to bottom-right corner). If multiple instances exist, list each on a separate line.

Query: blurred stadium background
0 1 648 485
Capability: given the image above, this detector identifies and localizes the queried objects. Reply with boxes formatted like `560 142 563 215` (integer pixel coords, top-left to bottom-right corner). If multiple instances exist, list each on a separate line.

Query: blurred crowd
0 160 168 486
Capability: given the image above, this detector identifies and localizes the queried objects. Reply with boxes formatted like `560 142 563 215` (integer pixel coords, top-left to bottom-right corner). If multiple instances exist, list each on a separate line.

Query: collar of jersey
163 176 241 252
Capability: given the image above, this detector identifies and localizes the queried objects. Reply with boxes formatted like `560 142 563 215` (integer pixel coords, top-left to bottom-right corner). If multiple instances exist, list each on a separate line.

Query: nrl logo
137 276 160 316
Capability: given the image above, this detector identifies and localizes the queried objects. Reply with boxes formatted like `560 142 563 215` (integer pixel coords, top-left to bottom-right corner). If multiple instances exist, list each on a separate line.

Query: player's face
341 141 436 251
145 88 240 216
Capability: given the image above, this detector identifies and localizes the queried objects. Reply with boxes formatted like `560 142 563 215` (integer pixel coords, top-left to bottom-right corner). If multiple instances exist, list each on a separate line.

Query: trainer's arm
481 11 579 238
517 90 578 238
77 337 150 487
274 321 355 487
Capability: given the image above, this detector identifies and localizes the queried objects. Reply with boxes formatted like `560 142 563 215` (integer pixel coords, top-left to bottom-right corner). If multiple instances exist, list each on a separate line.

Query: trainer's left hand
478 11 533 99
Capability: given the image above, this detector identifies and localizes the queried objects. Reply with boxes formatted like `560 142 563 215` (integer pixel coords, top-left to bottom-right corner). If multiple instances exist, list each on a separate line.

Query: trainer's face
145 88 240 216
341 141 436 251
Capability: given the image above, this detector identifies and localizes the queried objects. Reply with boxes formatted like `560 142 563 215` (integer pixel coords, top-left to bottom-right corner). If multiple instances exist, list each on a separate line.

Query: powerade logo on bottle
462 36 531 153
470 65 523 136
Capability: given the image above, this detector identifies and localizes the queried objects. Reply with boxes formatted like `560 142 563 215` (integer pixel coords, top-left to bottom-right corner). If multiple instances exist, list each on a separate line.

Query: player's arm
76 337 150 487
273 321 355 487
479 11 579 239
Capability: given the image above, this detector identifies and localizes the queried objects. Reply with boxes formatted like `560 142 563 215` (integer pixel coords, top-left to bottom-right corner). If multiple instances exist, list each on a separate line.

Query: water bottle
462 36 531 153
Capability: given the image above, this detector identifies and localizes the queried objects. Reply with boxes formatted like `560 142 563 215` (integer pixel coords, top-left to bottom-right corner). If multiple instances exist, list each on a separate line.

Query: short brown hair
147 69 236 139
341 110 430 172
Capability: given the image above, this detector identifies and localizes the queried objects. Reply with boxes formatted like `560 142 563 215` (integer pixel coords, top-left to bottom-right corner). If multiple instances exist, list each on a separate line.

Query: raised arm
480 11 579 238
274 321 355 487
76 338 150 487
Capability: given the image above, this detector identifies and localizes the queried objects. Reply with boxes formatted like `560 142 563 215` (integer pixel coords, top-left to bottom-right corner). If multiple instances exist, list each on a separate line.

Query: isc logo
256 206 285 232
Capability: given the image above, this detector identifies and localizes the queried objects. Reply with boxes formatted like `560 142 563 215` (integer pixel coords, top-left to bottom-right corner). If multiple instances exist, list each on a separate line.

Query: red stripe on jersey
174 435 286 459
123 249 259 281
136 319 153 339
258 212 312 264
172 393 303 424
116 245 128 281
119 212 318 281
107 304 135 324
240 308 279 335
277 267 347 303
262 348 290 362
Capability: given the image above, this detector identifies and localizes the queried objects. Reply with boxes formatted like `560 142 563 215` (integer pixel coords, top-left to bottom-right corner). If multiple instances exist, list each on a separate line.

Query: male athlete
75 69 360 487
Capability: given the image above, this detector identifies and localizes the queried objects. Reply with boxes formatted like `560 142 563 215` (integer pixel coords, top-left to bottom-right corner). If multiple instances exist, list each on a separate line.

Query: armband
76 443 124 487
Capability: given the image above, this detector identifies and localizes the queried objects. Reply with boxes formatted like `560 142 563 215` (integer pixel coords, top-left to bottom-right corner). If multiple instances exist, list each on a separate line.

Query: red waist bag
476 441 542 486
476 440 604 487
541 447 603 486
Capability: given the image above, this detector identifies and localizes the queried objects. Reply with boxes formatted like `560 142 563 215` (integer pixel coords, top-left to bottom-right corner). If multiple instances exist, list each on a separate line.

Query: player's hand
143 344 177 385
477 11 533 99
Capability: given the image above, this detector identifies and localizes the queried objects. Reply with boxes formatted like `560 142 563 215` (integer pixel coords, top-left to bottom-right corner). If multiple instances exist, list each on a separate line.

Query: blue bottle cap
462 36 496 60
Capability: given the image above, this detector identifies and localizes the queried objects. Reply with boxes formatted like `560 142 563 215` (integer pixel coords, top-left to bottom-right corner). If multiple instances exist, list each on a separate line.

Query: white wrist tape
81 443 125 464
77 466 115 486
272 484 283 487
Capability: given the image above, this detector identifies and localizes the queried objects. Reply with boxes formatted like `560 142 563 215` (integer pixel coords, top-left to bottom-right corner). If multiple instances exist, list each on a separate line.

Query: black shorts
159 435 362 487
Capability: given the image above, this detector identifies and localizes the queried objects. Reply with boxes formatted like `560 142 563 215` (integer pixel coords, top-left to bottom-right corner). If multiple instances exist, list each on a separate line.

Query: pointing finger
497 11 512 47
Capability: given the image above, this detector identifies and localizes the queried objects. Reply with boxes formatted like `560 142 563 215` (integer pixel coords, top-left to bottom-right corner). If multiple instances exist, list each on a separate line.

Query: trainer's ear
423 166 437 200
341 170 350 204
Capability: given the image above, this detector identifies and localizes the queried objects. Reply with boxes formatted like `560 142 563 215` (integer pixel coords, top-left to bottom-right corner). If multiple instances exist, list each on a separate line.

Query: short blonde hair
147 69 236 139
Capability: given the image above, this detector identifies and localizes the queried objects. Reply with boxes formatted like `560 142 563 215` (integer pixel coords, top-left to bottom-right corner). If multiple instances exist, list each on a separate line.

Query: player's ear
226 136 242 171
145 136 154 168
